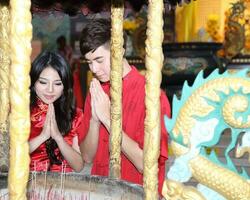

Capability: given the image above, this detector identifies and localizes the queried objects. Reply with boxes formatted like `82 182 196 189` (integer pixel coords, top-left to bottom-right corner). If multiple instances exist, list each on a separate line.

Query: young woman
29 51 84 172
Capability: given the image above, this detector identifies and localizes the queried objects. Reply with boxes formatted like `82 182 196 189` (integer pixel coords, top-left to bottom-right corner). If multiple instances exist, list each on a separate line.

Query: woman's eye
55 82 62 86
38 80 46 84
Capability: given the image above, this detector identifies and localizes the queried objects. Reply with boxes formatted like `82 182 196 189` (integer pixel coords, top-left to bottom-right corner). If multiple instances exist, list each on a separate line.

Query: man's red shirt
78 66 170 193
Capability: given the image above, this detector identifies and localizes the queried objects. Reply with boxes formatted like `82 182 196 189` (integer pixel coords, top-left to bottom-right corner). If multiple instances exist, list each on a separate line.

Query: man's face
85 44 111 82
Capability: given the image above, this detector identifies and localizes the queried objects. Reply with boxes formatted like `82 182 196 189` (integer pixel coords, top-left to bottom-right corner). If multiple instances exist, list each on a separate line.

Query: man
78 18 170 194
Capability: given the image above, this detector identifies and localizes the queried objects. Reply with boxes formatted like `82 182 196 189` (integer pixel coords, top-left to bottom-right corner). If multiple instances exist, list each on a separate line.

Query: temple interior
0 0 249 200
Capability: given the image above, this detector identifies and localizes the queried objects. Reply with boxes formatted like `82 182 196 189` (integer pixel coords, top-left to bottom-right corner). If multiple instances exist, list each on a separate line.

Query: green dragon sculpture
162 69 250 200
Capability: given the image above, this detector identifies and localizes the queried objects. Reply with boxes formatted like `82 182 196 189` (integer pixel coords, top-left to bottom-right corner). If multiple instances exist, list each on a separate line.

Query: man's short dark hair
80 18 111 56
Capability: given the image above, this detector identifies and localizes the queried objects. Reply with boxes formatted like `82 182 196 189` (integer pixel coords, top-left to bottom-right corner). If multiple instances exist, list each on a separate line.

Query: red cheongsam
29 99 83 172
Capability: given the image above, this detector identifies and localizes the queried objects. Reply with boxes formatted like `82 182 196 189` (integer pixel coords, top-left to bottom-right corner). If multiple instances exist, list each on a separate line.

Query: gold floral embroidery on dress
31 98 48 121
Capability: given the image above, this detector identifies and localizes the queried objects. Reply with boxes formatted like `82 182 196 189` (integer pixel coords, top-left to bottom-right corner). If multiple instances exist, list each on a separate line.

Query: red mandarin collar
31 98 48 122
101 66 136 88
36 98 48 111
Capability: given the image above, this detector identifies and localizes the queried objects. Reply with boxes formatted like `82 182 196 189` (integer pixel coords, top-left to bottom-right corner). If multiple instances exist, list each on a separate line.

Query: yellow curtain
175 0 197 42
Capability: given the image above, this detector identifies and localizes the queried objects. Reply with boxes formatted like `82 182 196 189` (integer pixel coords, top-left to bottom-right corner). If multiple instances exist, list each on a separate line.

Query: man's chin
100 80 109 83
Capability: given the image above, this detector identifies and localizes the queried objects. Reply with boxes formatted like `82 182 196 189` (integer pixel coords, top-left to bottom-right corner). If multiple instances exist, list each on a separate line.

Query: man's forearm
103 119 143 173
121 132 144 173
80 118 100 163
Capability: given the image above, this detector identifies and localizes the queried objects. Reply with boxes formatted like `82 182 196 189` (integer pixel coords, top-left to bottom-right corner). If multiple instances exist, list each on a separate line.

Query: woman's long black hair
30 51 76 167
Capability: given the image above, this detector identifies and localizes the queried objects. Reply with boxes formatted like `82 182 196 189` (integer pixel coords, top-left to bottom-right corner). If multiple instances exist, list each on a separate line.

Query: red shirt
29 99 83 172
78 66 170 193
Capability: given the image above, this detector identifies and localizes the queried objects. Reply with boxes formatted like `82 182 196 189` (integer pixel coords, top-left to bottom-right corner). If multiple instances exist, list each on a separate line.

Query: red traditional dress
78 66 170 193
29 99 83 172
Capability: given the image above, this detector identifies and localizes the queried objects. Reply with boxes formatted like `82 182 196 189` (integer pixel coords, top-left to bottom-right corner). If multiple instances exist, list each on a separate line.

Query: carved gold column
109 0 124 179
0 3 10 172
8 0 32 199
143 0 164 199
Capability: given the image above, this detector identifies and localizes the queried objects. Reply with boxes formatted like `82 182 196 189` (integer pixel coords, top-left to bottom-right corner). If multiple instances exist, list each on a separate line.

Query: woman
29 51 84 172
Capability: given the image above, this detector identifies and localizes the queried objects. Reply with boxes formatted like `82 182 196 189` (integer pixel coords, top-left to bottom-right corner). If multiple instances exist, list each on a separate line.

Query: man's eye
96 59 103 63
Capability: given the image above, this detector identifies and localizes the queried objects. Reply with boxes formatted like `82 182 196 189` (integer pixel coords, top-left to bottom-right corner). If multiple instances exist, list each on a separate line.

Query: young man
78 18 170 194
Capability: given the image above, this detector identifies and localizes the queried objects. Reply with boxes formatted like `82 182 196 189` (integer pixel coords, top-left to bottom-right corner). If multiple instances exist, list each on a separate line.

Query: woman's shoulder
66 108 83 137
75 108 83 118
71 108 83 127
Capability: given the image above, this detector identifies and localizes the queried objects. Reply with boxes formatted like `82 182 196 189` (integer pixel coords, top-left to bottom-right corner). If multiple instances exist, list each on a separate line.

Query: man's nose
91 64 98 73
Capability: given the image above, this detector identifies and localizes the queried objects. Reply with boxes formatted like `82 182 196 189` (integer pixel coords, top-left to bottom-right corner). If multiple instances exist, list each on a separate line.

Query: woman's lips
44 95 55 100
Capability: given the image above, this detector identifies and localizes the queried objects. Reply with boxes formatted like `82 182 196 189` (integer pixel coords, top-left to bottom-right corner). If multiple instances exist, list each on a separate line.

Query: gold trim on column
109 0 124 179
143 0 164 199
8 0 32 199
0 4 10 172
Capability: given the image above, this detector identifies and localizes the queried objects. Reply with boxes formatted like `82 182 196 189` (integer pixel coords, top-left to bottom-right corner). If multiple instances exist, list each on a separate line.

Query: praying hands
89 78 111 131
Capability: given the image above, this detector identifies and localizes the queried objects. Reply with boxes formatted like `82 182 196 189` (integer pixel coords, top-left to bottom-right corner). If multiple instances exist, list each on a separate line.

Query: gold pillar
0 4 10 172
109 0 124 179
144 0 164 199
8 0 32 199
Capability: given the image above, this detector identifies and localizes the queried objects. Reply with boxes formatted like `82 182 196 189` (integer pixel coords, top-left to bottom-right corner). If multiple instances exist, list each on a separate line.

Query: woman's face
34 66 64 104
